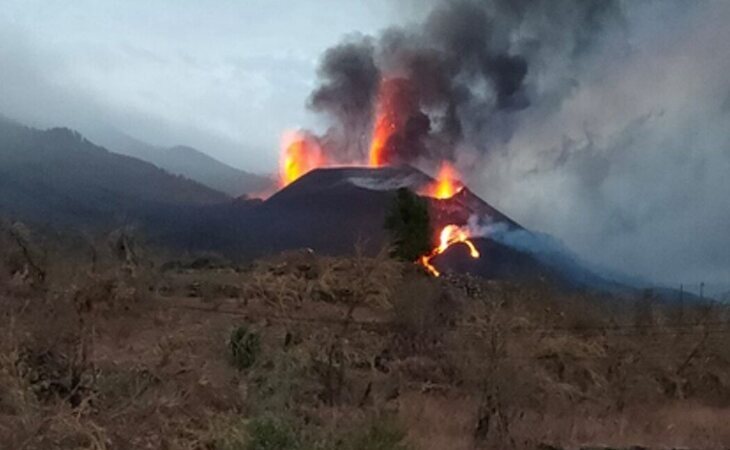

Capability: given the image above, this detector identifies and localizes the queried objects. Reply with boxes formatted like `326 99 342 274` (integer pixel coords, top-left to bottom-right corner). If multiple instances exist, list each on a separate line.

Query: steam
465 215 566 258
465 215 618 288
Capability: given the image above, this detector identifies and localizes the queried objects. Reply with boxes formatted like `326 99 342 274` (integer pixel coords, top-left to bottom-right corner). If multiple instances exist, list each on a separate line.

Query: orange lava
421 162 463 199
279 132 325 186
369 111 394 167
368 78 415 167
368 82 396 167
419 224 480 277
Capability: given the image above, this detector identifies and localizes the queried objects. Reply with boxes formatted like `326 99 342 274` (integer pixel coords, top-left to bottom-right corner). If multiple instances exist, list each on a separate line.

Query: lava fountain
421 162 464 199
368 85 396 167
368 78 420 167
279 132 326 187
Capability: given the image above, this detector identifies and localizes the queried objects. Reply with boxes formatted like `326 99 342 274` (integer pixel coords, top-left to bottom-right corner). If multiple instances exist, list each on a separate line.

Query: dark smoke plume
306 0 624 168
308 36 380 161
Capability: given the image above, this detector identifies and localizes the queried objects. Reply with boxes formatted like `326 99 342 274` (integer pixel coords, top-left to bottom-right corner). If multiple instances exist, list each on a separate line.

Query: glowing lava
421 162 463 199
368 81 397 167
279 132 326 187
369 111 395 167
368 78 418 167
419 224 480 277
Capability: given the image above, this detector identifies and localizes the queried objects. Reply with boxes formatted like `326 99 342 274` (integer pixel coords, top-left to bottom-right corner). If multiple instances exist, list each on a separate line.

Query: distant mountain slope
158 145 273 197
0 118 229 227
86 127 273 196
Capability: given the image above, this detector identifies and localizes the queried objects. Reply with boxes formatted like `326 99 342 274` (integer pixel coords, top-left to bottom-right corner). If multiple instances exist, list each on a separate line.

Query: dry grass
1 226 730 449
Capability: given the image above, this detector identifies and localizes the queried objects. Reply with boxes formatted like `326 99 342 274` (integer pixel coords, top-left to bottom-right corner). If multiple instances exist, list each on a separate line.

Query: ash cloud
307 0 623 166
308 36 381 161
473 1 730 295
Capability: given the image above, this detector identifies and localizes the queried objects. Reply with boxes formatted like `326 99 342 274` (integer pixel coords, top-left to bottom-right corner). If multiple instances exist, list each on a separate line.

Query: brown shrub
391 276 458 356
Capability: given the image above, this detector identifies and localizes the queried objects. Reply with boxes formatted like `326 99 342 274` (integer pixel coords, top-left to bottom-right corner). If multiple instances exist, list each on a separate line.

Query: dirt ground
1 234 730 449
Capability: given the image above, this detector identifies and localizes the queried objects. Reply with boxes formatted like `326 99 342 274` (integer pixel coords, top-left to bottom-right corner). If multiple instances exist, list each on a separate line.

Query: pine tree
384 188 432 261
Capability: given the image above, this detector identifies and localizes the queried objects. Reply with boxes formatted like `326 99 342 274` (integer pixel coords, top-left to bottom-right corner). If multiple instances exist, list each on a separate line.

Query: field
1 226 730 449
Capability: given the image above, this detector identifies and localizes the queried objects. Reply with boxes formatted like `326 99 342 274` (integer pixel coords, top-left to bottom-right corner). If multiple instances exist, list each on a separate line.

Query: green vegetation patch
229 325 261 370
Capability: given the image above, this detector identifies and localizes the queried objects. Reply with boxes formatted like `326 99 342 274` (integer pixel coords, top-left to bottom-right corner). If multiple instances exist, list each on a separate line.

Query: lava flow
279 132 326 187
419 224 481 277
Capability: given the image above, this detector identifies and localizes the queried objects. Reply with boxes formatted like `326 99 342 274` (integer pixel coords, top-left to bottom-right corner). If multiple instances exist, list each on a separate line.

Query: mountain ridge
83 126 273 196
0 118 229 227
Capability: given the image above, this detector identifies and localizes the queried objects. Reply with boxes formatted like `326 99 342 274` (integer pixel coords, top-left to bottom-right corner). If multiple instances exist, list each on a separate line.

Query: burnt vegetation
1 223 729 449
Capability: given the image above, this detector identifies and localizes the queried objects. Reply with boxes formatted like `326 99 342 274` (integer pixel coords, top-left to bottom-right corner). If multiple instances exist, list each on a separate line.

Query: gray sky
1 1 728 294
0 0 415 170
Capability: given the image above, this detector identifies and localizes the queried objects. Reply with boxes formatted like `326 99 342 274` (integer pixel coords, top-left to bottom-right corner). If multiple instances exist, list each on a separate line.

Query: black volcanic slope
158 166 613 289
162 165 506 255
163 166 426 256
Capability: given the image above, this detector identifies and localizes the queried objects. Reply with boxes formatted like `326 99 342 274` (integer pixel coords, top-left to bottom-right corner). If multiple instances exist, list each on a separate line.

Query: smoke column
302 0 624 171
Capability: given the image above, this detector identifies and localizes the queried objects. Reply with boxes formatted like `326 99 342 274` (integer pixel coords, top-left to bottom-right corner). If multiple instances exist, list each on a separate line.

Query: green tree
384 188 432 261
